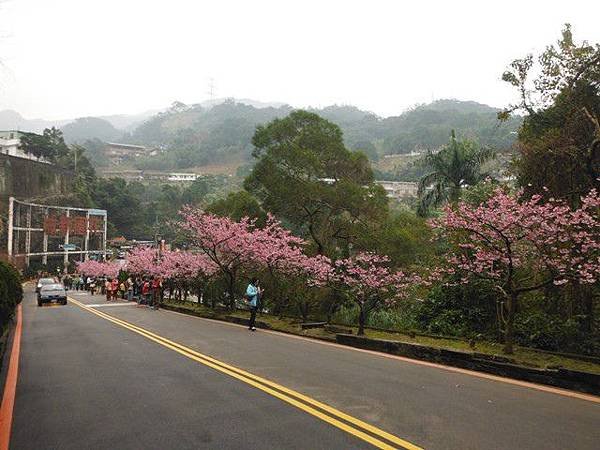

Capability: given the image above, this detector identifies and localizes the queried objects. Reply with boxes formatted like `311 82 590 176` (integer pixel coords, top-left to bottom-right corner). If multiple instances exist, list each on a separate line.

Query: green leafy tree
500 24 600 202
19 132 55 160
417 131 495 216
374 207 434 267
206 190 267 225
19 127 70 161
244 110 388 257
181 178 210 205
91 178 151 238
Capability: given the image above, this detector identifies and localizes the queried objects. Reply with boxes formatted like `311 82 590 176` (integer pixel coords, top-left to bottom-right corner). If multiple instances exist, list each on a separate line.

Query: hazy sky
1 0 599 119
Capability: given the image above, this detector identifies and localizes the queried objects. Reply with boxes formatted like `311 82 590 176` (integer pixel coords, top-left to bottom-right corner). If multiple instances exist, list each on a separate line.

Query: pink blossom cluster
329 252 416 306
431 188 600 286
125 246 217 280
158 250 218 280
126 209 423 305
177 209 328 280
76 259 121 278
125 246 160 276
179 208 263 275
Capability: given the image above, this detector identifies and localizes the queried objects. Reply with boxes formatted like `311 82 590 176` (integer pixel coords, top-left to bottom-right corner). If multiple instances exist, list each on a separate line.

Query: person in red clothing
111 278 119 301
141 279 151 306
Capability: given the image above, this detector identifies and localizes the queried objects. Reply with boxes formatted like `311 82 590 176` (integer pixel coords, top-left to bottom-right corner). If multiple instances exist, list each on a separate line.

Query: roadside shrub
514 312 600 355
0 261 23 331
332 305 417 331
413 279 497 338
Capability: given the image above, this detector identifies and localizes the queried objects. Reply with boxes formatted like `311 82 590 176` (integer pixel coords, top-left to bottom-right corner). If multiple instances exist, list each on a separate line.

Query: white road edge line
86 303 136 308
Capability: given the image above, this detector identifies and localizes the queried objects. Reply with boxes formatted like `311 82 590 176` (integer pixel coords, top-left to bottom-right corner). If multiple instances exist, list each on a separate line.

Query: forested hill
378 100 521 155
1 98 521 171
111 99 519 171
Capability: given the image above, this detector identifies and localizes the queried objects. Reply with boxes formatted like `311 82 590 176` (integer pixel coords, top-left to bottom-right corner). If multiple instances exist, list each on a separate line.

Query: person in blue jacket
245 278 261 331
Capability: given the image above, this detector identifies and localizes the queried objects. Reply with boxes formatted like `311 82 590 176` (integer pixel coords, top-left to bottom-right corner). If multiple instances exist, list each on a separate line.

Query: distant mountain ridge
1 98 521 172
0 110 70 133
0 98 290 135
0 109 160 135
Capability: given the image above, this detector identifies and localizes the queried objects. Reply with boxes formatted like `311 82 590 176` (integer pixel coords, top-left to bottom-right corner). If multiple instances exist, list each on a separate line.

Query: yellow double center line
69 297 422 450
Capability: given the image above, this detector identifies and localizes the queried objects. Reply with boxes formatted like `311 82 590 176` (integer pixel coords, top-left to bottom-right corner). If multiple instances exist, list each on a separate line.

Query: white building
167 173 201 182
0 130 47 161
319 177 418 199
375 181 419 199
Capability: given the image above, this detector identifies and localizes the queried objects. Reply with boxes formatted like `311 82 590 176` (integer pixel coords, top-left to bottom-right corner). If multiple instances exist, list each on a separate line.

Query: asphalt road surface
6 286 600 449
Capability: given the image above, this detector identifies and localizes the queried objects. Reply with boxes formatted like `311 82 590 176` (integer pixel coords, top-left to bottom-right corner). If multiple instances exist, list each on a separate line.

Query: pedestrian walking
151 277 162 310
245 278 262 331
63 274 71 291
126 277 134 302
105 278 112 301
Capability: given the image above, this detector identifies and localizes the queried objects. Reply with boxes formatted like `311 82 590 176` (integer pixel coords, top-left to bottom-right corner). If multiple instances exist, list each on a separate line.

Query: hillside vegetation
55 99 520 172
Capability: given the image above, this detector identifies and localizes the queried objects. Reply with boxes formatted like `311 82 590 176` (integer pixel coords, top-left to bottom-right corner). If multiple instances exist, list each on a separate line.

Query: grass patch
163 300 600 375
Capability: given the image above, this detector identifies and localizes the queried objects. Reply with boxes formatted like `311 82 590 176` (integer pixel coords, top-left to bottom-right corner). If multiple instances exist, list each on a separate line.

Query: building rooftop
105 142 148 150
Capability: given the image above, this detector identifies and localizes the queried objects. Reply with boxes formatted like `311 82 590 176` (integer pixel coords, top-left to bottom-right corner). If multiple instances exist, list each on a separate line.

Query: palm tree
417 131 495 216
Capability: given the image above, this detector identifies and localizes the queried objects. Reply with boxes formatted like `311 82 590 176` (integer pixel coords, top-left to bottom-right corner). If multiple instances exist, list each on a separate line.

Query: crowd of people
47 268 262 328
59 273 163 310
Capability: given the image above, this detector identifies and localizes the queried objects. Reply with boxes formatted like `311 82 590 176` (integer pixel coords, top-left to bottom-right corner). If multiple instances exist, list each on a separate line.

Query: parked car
36 277 57 294
38 284 67 306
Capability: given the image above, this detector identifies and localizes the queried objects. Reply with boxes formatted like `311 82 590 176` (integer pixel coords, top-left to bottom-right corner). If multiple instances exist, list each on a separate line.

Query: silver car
36 277 56 294
38 284 67 306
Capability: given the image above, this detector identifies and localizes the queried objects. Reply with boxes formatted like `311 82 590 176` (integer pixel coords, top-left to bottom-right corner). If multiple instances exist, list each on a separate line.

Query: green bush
413 279 497 338
332 305 418 331
514 312 599 355
0 261 23 331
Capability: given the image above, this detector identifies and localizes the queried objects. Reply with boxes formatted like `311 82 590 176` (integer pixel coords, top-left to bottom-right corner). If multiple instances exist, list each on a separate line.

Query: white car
38 284 67 306
36 277 56 294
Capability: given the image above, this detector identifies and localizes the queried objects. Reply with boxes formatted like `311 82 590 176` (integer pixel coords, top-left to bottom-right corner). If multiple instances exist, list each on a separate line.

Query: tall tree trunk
503 292 518 354
357 305 366 336
298 300 309 322
226 271 236 310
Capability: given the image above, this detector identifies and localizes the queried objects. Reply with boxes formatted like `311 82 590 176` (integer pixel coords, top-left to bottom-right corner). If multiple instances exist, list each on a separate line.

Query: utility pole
207 78 216 101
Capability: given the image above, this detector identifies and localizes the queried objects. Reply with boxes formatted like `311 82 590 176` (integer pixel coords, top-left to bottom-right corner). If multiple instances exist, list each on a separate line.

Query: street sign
61 244 77 251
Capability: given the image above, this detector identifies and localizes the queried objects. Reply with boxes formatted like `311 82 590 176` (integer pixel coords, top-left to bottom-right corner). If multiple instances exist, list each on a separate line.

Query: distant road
6 288 600 449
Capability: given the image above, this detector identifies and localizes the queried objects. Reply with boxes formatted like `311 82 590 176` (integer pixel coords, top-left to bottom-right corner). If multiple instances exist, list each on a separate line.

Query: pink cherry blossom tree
126 246 160 277
178 208 265 308
76 260 121 278
330 252 416 335
178 208 334 312
250 215 315 316
157 250 217 301
431 188 600 353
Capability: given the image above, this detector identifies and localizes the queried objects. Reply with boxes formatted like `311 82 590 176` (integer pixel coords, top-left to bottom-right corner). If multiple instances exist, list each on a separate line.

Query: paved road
7 287 600 449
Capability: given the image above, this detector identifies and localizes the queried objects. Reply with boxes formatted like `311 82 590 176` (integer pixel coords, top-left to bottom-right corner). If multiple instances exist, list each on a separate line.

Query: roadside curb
0 323 14 405
336 334 600 396
0 304 22 450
